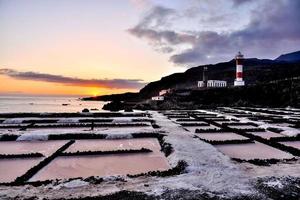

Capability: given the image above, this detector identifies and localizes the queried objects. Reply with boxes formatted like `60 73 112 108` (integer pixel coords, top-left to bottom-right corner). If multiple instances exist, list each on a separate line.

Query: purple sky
0 0 299 95
129 0 300 65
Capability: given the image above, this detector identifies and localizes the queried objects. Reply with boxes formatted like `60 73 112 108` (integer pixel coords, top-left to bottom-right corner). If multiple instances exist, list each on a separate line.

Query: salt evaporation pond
197 132 248 141
0 158 42 183
248 131 283 139
279 141 300 150
0 141 68 156
16 126 156 140
30 153 170 181
270 123 294 127
0 123 31 127
228 125 258 129
215 142 294 160
184 125 221 133
32 121 151 127
65 138 161 153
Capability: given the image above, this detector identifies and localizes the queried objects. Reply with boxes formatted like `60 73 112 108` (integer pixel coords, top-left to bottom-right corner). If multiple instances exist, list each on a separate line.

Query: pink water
249 131 283 139
0 141 68 156
0 158 42 183
0 96 105 113
279 141 300 150
215 142 294 160
228 125 258 129
185 125 220 133
198 133 248 141
30 153 170 181
65 138 161 153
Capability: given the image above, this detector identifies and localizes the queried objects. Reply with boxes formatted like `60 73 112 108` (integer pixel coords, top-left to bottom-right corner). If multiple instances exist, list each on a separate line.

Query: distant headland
82 50 300 110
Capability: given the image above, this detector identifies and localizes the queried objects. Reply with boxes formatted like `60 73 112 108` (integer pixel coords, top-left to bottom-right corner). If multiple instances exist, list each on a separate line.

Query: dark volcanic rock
255 176 300 200
102 101 125 111
124 107 133 112
82 108 89 113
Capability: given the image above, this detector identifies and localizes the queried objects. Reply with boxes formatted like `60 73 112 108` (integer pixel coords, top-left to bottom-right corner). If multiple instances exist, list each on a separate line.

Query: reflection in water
0 96 105 113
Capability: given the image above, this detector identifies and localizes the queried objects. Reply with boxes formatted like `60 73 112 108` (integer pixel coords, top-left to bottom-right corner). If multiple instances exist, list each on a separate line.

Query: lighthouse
234 52 245 86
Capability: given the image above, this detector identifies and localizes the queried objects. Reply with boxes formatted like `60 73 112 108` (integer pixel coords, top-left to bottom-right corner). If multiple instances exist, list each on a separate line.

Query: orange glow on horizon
0 75 138 97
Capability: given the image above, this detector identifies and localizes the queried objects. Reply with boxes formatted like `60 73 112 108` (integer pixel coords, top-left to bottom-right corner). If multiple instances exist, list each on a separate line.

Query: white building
207 80 227 87
198 80 227 88
159 89 171 96
198 81 205 88
151 89 171 101
151 96 164 101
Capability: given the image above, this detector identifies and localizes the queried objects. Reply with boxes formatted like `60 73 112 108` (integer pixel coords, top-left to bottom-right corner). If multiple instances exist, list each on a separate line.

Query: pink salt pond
0 158 42 183
279 141 300 150
228 125 258 129
215 142 294 160
30 138 170 181
198 132 248 141
184 125 220 133
248 131 283 139
65 138 161 153
0 140 68 156
30 153 170 181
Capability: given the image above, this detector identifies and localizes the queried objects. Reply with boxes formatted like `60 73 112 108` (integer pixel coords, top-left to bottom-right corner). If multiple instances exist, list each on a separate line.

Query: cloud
136 6 177 28
232 0 253 6
127 6 189 52
0 68 146 89
128 28 197 46
128 0 300 66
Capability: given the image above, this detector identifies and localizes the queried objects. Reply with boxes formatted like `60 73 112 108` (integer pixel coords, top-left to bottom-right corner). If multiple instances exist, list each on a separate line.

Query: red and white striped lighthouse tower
234 52 245 86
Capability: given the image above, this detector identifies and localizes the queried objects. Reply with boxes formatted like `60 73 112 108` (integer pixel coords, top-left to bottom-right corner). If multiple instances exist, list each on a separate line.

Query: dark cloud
232 0 253 6
128 28 197 46
128 0 300 66
128 6 192 52
0 68 146 89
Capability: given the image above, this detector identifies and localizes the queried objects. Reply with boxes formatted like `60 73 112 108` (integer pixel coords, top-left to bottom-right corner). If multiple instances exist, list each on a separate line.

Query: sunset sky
1 0 299 96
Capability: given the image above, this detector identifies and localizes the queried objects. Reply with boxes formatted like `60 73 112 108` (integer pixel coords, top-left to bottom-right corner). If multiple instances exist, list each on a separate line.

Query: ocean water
0 96 106 113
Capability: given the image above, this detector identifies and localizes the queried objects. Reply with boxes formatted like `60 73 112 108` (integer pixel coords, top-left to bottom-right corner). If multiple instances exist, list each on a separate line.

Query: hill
82 50 300 104
131 78 300 110
276 51 300 62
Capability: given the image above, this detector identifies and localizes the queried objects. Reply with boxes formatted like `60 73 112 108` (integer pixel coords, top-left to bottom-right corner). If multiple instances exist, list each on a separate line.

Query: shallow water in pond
0 140 68 156
270 123 294 127
16 126 155 139
197 133 248 141
179 122 209 126
32 122 151 127
248 131 283 139
279 141 300 150
184 125 220 133
228 125 258 129
215 142 294 160
65 138 161 153
30 153 170 181
0 158 42 183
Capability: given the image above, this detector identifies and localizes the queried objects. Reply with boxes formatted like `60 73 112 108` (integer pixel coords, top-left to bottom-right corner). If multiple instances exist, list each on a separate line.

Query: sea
0 96 106 113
